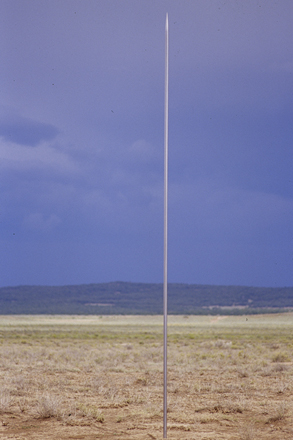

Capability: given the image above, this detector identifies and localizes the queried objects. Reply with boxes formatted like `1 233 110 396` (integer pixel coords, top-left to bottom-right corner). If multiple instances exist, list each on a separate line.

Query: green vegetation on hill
0 282 292 314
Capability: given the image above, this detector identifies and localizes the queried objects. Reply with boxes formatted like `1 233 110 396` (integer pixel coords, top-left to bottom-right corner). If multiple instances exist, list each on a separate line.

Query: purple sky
1 1 293 287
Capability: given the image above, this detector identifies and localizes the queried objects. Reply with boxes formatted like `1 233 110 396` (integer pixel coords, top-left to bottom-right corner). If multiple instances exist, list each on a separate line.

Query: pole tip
166 13 168 29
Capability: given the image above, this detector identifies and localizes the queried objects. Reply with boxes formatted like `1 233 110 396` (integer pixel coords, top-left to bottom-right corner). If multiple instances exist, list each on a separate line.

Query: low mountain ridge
0 282 292 314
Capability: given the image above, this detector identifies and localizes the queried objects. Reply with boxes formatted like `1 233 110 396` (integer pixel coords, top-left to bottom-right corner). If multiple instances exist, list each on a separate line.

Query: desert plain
0 313 292 439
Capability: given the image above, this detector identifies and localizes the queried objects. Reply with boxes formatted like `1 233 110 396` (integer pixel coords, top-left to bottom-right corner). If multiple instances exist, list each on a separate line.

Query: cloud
23 212 61 231
127 139 160 164
168 178 293 244
0 114 59 146
0 138 78 176
0 2 292 287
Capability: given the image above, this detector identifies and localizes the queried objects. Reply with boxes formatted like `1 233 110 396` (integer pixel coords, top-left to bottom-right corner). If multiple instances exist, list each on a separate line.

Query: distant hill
0 282 293 314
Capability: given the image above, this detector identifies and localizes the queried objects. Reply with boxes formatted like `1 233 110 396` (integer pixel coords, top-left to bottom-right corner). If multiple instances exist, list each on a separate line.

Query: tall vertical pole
163 12 169 440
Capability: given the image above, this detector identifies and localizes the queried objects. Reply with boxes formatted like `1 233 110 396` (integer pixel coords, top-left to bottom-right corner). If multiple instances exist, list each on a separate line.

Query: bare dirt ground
0 314 292 439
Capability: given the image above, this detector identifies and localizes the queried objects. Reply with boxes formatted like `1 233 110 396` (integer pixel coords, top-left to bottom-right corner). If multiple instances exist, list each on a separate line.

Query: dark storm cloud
0 114 59 146
0 1 293 287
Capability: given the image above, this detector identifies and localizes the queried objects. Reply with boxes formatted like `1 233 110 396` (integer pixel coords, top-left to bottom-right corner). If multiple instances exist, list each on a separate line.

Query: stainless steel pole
163 12 169 440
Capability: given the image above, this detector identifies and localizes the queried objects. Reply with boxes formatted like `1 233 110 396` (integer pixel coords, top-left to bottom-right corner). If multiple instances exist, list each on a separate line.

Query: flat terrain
0 314 292 439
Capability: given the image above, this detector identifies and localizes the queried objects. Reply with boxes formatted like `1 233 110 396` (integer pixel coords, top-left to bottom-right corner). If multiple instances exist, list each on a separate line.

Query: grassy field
0 314 292 439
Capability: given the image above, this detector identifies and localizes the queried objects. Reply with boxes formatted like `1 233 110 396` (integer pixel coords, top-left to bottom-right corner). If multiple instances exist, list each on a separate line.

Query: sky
1 0 293 288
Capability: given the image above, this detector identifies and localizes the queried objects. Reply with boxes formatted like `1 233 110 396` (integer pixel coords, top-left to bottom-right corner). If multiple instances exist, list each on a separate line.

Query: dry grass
266 402 288 423
0 390 11 413
0 314 292 439
239 423 255 440
35 394 62 419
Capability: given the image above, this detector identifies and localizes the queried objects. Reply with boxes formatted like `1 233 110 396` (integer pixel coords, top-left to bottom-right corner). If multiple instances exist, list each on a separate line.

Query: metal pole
163 12 169 440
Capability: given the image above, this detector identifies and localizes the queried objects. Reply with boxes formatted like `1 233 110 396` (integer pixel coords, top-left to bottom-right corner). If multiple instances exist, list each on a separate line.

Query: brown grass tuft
35 394 62 419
